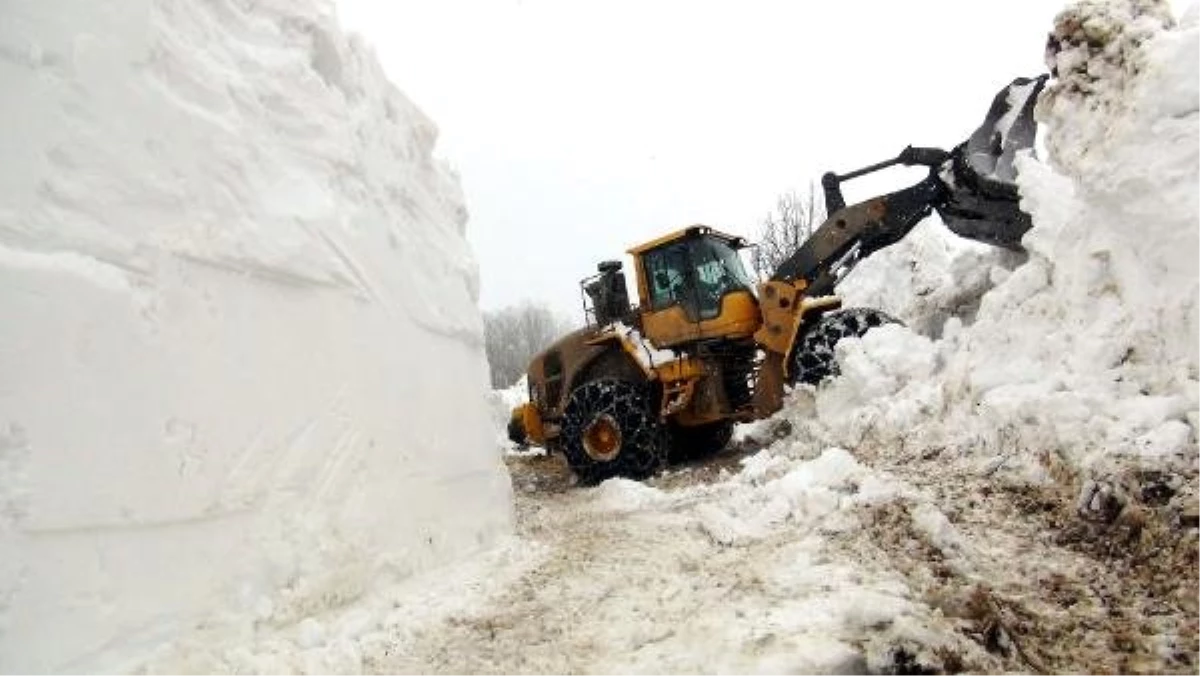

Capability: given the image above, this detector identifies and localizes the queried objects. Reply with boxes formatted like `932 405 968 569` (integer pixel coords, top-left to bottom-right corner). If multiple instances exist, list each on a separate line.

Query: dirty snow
0 0 511 671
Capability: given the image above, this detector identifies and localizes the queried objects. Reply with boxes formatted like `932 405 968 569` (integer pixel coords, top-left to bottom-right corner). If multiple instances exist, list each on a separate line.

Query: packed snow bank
798 0 1198 499
0 0 511 671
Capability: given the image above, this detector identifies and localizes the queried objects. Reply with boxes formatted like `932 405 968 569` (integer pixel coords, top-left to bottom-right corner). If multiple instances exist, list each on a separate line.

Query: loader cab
629 225 763 349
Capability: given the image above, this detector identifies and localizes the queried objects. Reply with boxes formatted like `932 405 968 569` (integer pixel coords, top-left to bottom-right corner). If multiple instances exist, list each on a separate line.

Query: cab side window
643 243 691 312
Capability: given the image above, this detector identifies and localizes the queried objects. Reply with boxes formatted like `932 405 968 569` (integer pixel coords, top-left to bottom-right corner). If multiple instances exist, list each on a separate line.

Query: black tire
791 308 899 386
506 414 526 446
561 378 668 484
668 421 734 463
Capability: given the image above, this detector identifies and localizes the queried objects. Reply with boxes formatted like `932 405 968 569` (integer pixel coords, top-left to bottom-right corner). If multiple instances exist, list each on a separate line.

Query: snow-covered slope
801 0 1197 504
0 1 511 671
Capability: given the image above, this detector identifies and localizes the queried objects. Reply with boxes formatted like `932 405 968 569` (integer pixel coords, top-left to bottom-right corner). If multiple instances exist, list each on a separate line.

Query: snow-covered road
350 434 1194 674
137 421 1195 673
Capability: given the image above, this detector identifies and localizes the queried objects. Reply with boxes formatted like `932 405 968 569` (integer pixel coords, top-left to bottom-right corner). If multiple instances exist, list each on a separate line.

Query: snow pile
794 0 1198 495
0 1 511 671
573 449 996 673
687 448 901 546
839 219 1024 338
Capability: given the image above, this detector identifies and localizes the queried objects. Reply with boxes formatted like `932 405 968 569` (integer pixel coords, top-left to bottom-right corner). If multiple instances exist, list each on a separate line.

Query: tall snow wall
0 1 512 671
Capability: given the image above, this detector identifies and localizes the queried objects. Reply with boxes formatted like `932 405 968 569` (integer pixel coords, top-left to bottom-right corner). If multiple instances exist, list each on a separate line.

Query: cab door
638 236 761 349
639 240 702 348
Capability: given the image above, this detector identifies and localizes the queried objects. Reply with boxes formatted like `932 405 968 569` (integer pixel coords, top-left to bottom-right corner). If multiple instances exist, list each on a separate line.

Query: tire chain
792 308 899 385
561 378 668 484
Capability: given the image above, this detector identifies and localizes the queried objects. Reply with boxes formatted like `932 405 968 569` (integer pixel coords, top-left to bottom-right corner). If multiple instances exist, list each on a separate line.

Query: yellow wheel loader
508 75 1048 484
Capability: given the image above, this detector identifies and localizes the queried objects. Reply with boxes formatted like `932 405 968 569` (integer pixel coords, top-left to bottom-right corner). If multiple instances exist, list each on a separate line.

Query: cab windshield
644 235 753 320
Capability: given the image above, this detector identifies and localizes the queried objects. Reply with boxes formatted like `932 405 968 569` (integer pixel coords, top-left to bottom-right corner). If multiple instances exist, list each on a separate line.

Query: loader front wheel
791 308 899 386
561 378 668 484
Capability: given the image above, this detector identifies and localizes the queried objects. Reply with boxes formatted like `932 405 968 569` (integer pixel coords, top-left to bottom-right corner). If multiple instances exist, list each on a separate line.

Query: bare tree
483 302 573 388
750 181 825 279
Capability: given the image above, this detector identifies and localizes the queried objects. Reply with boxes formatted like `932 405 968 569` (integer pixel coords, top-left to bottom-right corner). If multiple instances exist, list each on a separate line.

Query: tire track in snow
365 433 1197 675
365 451 993 674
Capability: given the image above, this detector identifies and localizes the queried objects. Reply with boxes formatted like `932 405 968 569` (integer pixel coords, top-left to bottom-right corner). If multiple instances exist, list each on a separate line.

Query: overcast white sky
337 0 1061 319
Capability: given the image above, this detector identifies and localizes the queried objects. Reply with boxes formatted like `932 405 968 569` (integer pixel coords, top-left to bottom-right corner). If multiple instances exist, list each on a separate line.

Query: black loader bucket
937 75 1049 249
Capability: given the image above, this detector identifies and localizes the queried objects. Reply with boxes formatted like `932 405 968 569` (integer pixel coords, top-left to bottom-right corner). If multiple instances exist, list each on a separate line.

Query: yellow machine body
510 225 838 452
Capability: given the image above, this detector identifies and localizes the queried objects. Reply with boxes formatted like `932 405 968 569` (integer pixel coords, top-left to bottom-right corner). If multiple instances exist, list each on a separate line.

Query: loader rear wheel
561 378 668 484
791 308 899 386
668 421 734 463
506 415 527 446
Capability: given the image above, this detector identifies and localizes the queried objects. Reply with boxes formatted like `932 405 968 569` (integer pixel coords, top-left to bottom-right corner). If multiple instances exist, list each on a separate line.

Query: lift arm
751 75 1048 417
770 146 952 297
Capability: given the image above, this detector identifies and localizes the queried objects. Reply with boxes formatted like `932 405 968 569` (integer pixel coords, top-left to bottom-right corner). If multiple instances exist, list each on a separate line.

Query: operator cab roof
626 225 750 256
